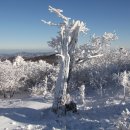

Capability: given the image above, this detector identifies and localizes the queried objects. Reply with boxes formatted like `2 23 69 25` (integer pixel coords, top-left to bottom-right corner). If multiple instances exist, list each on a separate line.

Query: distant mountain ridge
0 51 59 65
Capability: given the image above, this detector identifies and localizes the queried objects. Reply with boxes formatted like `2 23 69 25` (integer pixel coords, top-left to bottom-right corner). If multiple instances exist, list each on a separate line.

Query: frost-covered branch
48 5 70 22
87 54 103 58
41 20 59 26
103 32 118 42
48 36 61 52
75 32 118 64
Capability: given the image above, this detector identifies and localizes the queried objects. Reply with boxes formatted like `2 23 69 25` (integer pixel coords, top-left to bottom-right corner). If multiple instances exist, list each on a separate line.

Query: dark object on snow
65 101 77 114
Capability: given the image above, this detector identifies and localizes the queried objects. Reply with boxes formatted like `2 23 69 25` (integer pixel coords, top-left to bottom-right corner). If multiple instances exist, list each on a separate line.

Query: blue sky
0 0 130 51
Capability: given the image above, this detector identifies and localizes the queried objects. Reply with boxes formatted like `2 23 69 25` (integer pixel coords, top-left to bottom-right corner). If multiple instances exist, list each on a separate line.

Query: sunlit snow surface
0 91 130 130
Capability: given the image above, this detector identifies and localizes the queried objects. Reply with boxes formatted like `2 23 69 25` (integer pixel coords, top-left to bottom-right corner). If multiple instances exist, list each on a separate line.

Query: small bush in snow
79 84 85 104
116 108 130 130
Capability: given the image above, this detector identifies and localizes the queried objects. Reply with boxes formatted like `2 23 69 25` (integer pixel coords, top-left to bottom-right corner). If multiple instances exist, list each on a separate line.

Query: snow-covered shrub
79 84 85 104
23 59 58 93
121 71 129 99
116 108 130 130
0 56 26 98
113 70 130 98
0 60 12 98
30 83 47 95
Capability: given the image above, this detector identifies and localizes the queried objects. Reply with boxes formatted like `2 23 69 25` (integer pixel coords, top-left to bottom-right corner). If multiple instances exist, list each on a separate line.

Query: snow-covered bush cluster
1 48 130 100
23 59 58 93
69 47 130 95
1 47 130 99
0 56 58 98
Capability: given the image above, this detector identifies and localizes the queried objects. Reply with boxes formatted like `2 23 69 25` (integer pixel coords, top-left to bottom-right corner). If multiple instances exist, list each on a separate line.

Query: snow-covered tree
43 6 118 113
42 6 88 113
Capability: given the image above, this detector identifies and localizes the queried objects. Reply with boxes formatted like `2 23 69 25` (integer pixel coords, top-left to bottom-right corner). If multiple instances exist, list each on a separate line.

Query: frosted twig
41 20 59 26
48 5 70 22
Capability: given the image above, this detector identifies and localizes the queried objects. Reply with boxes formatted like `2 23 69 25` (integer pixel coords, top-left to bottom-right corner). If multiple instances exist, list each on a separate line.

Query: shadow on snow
0 102 130 129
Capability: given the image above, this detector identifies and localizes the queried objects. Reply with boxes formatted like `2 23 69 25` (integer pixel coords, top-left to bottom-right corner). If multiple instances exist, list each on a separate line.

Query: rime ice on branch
75 32 118 63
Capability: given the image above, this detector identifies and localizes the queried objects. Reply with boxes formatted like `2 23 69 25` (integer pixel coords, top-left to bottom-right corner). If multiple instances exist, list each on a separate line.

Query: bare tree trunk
52 32 70 113
10 90 15 98
52 53 70 113
3 90 7 98
67 54 75 92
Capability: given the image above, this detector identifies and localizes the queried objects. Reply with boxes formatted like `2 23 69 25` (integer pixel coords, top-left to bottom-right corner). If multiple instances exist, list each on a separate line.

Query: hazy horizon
0 48 54 54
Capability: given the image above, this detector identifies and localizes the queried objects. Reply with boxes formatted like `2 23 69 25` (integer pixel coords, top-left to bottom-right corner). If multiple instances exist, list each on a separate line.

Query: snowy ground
0 90 130 130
